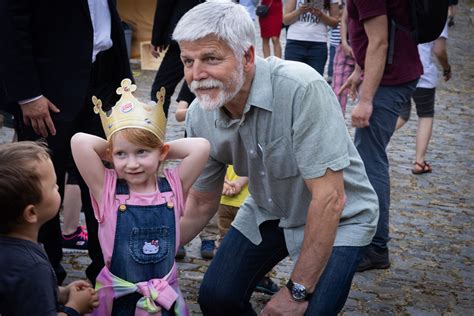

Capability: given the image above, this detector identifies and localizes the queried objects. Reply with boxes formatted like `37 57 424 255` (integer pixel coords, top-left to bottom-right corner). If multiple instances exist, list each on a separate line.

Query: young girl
71 79 210 315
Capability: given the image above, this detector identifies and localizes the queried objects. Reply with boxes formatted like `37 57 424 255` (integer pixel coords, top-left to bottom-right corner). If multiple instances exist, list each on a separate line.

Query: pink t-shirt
90 168 184 267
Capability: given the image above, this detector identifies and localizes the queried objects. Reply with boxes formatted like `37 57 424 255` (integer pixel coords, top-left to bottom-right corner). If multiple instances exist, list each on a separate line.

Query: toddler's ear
159 144 171 162
22 204 38 225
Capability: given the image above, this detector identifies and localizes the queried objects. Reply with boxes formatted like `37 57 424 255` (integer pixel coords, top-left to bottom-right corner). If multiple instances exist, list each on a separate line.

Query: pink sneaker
62 226 88 250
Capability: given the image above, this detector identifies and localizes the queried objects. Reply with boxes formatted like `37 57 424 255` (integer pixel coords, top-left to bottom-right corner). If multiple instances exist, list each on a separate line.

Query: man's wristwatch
59 305 80 316
286 279 313 302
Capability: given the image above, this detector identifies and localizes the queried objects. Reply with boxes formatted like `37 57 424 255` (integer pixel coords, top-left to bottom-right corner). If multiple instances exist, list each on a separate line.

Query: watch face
291 283 307 301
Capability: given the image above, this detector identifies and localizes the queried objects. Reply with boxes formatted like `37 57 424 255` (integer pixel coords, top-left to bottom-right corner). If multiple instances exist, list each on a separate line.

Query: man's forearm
359 16 388 105
359 44 387 104
290 191 344 292
180 188 221 244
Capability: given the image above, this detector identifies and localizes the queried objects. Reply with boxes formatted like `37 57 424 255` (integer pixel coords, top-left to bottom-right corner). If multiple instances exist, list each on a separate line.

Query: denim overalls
110 177 176 316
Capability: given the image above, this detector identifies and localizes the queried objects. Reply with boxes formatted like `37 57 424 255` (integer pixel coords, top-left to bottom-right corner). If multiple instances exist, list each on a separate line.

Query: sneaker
200 239 215 259
255 276 279 295
357 245 390 272
175 245 186 259
62 226 88 250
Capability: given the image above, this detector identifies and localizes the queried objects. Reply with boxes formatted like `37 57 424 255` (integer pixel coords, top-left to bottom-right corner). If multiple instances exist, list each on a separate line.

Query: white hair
172 0 256 57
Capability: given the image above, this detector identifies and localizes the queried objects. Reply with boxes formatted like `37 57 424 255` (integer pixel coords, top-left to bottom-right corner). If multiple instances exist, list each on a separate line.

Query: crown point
92 96 103 114
117 78 137 95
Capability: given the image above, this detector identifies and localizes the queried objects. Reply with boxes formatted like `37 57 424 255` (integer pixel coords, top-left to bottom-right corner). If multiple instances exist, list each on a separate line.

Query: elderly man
174 1 378 315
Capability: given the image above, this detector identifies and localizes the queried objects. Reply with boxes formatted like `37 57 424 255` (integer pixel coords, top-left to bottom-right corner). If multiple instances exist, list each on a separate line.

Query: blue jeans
285 39 327 76
198 220 366 315
328 44 338 78
354 80 417 250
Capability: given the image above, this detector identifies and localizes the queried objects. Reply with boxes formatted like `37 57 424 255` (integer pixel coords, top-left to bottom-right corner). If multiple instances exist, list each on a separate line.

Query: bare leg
262 37 271 58
415 117 433 164
62 183 82 235
271 36 282 58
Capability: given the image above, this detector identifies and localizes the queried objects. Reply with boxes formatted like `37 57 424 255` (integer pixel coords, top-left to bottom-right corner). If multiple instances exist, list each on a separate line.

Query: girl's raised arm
70 133 108 203
165 137 210 195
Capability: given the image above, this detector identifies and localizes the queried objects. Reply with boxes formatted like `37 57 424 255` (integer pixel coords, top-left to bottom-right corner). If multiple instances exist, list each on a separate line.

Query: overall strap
157 176 172 193
115 179 129 195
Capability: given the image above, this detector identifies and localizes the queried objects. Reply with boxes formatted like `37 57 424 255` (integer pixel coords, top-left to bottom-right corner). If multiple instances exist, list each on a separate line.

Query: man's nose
191 60 208 81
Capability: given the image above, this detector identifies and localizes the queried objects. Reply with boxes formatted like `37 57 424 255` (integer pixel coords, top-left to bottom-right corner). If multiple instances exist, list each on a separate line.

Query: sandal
412 161 432 174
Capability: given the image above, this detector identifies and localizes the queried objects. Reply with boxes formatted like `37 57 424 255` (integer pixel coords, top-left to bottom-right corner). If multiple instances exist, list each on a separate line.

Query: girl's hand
338 68 362 101
311 8 323 17
342 41 354 58
298 4 311 14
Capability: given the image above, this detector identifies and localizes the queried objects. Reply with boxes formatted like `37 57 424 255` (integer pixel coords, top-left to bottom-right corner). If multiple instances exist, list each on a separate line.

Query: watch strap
286 279 314 301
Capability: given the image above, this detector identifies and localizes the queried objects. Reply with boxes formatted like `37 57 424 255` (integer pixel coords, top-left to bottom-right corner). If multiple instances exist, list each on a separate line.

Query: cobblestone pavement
1 2 472 315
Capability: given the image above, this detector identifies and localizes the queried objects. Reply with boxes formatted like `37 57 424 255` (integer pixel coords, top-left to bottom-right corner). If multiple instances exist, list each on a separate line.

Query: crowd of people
0 0 454 315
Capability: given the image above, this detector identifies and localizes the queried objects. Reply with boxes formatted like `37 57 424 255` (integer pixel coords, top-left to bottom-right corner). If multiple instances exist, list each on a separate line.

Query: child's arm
174 100 189 122
165 137 210 195
70 133 109 204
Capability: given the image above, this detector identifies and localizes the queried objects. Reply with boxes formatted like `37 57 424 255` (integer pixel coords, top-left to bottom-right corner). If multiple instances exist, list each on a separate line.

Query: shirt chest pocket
262 136 299 179
129 227 170 264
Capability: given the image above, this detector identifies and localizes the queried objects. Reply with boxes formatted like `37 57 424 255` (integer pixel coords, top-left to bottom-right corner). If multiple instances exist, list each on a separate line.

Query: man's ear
243 46 255 72
159 144 171 162
22 204 38 225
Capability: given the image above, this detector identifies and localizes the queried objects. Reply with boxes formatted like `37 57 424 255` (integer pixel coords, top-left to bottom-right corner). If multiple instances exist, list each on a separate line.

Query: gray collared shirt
186 56 378 260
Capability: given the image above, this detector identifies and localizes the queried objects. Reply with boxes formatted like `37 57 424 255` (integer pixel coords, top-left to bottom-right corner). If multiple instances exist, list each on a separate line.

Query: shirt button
249 149 255 154
260 171 265 176
267 198 272 203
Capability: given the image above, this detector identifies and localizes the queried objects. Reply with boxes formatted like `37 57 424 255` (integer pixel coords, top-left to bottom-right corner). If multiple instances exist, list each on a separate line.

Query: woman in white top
395 25 451 174
283 0 339 75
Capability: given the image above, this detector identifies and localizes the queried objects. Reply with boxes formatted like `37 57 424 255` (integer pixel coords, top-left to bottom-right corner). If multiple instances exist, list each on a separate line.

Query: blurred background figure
258 0 283 58
283 0 340 75
396 25 451 174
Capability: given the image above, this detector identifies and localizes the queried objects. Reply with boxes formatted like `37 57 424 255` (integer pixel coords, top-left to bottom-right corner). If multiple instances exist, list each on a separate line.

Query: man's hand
351 100 373 128
261 287 308 316
20 96 60 137
150 45 168 58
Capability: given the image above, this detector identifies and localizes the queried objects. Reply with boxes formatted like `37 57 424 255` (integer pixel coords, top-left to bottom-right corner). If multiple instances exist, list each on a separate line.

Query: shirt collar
247 56 274 113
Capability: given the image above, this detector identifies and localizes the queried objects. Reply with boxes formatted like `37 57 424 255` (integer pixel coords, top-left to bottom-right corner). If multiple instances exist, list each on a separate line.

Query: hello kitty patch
142 240 159 254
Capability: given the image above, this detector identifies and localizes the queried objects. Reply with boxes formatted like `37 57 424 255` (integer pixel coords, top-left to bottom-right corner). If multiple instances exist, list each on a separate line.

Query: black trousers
13 50 120 285
150 41 185 117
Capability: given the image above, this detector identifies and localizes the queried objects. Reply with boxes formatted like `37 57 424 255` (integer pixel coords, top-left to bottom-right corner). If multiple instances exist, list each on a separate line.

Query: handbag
256 0 273 18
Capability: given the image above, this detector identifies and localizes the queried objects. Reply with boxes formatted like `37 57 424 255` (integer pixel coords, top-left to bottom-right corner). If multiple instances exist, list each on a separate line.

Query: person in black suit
150 0 202 116
3 0 132 285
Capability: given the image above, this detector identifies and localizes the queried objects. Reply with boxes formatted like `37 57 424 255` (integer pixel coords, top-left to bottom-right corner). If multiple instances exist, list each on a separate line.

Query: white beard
190 63 245 111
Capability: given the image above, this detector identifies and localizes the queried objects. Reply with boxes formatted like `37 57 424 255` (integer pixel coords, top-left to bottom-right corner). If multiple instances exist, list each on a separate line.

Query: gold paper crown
92 79 167 141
